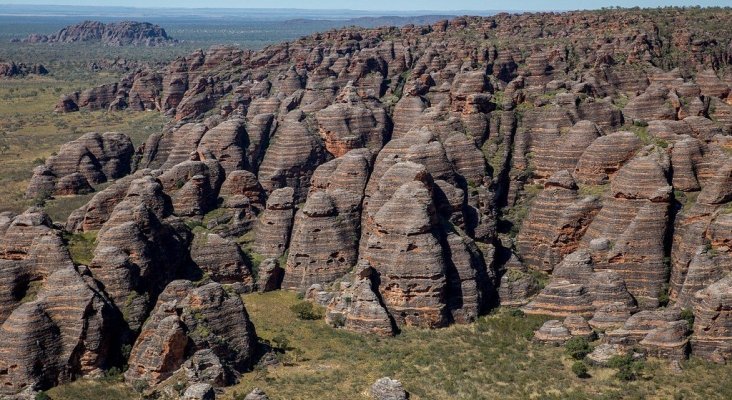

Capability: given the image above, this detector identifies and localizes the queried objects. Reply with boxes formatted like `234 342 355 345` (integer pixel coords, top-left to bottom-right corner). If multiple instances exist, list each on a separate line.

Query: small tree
608 354 645 381
571 361 589 378
565 337 592 360
290 301 324 320
680 308 695 329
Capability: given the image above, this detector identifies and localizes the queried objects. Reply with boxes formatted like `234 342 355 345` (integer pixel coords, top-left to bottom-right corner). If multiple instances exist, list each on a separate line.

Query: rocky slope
0 61 48 78
20 20 177 47
3 7 732 397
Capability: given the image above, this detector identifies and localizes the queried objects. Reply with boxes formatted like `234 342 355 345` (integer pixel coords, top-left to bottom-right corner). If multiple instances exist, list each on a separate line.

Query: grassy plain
0 75 167 216
45 290 732 400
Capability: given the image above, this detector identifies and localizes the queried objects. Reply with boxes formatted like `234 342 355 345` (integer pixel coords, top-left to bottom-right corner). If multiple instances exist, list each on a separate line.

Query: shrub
132 379 149 394
508 308 525 318
681 308 695 329
565 337 592 360
290 301 324 320
35 392 51 400
658 285 670 307
101 366 123 382
571 361 589 378
608 354 645 381
330 313 346 328
272 333 290 351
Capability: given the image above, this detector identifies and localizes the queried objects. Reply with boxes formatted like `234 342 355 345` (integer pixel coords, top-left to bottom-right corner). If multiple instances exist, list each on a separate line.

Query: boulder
533 320 572 344
370 377 408 400
256 258 283 292
563 314 595 340
244 388 270 400
586 343 625 366
325 264 395 336
183 383 215 400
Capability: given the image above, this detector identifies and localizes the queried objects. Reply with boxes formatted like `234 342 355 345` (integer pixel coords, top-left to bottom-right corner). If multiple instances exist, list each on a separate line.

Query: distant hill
285 15 458 28
19 20 177 47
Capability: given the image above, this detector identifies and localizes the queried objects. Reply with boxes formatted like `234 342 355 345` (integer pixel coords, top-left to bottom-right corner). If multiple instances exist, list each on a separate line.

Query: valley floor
47 291 732 400
0 76 167 215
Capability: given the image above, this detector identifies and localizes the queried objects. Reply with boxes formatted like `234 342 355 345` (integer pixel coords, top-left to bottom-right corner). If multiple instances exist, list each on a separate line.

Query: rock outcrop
325 264 395 336
5 8 732 396
0 266 115 394
516 170 600 272
370 377 408 400
22 20 176 46
691 274 732 363
25 132 134 199
0 61 48 78
124 280 257 385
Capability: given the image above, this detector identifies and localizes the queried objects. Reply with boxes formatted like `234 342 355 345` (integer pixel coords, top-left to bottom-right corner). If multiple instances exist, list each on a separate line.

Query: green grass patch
64 230 98 266
578 184 610 198
627 124 669 148
20 280 43 304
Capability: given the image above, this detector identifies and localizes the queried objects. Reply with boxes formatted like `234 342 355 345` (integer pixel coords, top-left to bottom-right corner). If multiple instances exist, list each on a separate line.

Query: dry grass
223 291 732 400
43 290 732 399
45 379 136 400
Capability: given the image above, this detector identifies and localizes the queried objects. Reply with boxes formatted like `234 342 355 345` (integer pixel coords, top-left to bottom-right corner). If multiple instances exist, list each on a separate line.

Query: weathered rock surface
190 232 253 287
516 171 600 272
581 150 672 308
370 377 408 400
258 112 329 202
253 187 295 259
0 266 115 394
88 176 188 332
533 320 572 344
124 280 257 385
183 383 215 400
691 274 732 363
360 180 449 328
283 149 372 290
244 388 270 400
573 132 641 184
325 264 395 336
25 132 134 199
6 10 732 395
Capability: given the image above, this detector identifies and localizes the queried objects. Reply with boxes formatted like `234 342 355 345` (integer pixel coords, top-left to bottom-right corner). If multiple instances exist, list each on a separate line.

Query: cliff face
3 8 732 396
21 20 177 47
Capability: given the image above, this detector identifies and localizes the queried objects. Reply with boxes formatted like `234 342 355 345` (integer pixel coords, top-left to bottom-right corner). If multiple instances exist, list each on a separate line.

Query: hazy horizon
1 0 731 12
